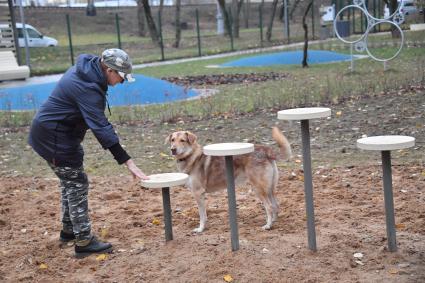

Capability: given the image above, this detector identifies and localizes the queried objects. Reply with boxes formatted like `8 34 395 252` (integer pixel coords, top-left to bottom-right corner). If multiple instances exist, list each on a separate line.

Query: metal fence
9 1 423 74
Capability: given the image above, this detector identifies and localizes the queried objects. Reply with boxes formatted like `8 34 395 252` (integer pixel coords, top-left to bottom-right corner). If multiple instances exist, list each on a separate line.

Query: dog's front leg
193 190 207 233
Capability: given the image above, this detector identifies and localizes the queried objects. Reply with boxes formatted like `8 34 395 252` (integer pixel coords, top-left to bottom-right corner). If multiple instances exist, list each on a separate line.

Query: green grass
3 30 424 128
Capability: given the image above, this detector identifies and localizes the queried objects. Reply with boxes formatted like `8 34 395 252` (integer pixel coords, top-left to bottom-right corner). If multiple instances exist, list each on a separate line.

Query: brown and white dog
166 127 292 233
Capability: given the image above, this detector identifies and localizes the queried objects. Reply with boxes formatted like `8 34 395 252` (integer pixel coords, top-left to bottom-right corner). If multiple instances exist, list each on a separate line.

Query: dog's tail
272 127 292 160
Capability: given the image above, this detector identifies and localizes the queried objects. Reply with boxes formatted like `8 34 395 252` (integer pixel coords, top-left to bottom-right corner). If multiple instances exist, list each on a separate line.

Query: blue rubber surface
220 50 353 67
0 74 198 111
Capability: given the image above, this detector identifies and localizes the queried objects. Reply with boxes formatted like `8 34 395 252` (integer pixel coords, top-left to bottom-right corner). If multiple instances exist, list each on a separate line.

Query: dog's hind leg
269 163 280 223
192 190 207 233
249 166 276 230
251 181 275 230
261 195 274 230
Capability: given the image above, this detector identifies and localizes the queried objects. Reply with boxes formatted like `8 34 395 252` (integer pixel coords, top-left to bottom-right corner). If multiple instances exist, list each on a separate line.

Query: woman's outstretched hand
125 159 149 180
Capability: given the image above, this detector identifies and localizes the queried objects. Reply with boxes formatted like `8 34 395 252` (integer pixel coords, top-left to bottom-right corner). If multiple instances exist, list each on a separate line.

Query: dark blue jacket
29 54 126 167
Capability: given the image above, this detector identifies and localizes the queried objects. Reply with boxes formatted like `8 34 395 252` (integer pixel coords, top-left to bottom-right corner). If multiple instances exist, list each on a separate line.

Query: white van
0 23 58 47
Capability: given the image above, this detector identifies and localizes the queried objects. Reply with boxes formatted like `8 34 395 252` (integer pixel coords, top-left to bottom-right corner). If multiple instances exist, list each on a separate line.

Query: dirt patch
162 72 290 87
0 87 424 282
0 165 424 282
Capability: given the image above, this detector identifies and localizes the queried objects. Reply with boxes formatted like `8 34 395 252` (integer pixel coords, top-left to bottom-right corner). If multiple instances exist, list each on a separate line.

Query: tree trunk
266 0 279 42
231 0 238 37
137 0 146 36
159 0 164 14
231 0 244 38
302 1 313 68
290 0 302 20
142 0 159 45
237 0 244 36
173 0 182 48
386 0 401 38
217 0 232 37
244 0 249 28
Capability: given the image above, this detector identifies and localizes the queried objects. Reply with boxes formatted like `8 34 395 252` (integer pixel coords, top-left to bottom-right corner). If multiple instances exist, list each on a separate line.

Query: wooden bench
0 51 30 81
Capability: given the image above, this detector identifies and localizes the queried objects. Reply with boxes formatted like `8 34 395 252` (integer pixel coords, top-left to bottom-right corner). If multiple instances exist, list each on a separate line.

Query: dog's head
165 131 198 159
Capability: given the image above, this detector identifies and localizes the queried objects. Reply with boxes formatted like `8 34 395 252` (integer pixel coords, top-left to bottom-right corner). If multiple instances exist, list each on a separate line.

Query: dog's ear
185 131 197 144
164 134 172 145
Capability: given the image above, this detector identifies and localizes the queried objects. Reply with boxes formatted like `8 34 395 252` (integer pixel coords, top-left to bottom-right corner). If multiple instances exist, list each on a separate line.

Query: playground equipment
277 107 332 252
0 51 29 81
333 0 405 71
357 135 415 252
203 142 255 251
140 173 189 242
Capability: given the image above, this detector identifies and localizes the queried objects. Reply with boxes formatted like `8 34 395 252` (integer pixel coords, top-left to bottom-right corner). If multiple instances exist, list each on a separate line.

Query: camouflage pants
48 163 92 241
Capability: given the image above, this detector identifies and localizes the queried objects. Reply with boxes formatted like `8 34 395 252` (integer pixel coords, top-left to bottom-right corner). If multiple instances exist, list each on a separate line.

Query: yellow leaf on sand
223 274 233 282
160 152 169 157
298 175 304 182
336 111 342 117
100 228 108 239
152 218 161 225
96 254 108 261
39 263 48 269
395 223 406 229
388 268 399 274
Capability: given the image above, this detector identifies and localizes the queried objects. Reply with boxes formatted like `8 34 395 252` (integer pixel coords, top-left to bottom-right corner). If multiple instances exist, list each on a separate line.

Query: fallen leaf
96 254 108 261
395 223 406 229
152 218 161 225
39 263 48 269
100 228 108 239
223 274 233 282
336 111 342 117
388 268 399 274
297 175 304 182
160 152 169 158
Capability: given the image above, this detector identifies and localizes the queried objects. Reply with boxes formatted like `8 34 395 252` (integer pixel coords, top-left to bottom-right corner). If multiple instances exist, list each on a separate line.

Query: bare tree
173 0 182 48
137 0 146 36
141 0 159 45
419 0 425 23
266 0 279 42
244 0 249 28
290 0 301 20
231 0 244 38
383 0 401 37
159 0 164 15
302 1 313 68
217 0 232 36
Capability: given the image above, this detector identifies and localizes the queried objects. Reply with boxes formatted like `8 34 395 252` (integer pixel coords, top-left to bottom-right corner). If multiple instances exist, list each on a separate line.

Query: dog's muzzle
171 148 177 155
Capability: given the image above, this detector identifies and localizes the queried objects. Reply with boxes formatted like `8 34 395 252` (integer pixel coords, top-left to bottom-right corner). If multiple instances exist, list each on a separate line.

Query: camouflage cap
101 48 135 82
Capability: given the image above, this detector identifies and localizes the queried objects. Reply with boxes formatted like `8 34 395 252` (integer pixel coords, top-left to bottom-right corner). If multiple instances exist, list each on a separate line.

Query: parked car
400 0 420 15
0 23 58 47
384 0 419 18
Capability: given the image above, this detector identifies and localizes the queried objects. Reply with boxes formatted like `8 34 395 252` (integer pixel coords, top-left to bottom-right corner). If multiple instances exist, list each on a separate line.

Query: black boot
74 236 113 259
59 230 76 243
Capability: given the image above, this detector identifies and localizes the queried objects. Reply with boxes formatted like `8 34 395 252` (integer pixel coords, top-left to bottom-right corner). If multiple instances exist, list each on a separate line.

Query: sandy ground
0 85 424 282
1 165 424 282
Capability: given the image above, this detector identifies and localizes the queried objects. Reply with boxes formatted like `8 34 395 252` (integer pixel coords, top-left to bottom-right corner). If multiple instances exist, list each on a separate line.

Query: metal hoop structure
333 5 370 44
365 20 404 61
333 0 405 65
